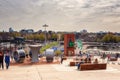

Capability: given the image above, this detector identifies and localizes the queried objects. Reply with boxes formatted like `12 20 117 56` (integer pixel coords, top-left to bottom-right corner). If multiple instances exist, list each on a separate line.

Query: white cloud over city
0 0 120 32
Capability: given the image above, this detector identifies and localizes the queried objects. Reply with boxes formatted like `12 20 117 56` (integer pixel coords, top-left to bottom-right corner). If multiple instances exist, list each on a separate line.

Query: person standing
107 54 111 63
115 53 119 59
0 49 4 69
5 51 10 69
60 55 64 64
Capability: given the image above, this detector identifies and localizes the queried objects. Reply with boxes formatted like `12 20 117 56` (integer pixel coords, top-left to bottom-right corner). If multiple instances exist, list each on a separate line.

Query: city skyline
0 0 120 32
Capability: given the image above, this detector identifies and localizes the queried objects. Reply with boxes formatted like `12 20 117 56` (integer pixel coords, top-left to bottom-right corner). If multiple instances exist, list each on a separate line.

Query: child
94 58 98 64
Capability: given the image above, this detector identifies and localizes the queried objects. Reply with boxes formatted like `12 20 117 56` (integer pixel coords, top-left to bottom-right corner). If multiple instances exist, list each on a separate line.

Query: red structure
64 34 75 56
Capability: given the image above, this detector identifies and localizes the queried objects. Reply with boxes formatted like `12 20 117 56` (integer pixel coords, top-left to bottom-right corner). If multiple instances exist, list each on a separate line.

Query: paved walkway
0 58 120 80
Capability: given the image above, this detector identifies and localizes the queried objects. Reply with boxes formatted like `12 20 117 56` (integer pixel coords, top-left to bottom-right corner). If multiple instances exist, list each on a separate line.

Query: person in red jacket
0 50 4 69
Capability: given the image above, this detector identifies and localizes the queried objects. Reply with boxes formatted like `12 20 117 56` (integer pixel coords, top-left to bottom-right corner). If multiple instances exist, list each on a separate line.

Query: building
9 27 14 33
20 29 34 34
27 29 34 34
80 29 87 34
64 34 75 56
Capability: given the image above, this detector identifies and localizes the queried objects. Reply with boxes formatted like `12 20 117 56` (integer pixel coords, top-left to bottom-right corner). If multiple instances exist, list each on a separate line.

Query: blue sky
0 0 120 32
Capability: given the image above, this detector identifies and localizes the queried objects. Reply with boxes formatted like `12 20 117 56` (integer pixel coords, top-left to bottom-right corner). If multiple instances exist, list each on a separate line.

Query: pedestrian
93 58 98 64
60 55 64 64
77 59 84 70
115 53 119 59
79 51 81 56
107 54 111 63
102 53 106 59
5 51 10 69
0 49 4 69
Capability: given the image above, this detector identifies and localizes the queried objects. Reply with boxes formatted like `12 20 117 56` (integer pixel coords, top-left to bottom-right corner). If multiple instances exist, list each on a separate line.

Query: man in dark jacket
5 51 10 69
0 50 4 69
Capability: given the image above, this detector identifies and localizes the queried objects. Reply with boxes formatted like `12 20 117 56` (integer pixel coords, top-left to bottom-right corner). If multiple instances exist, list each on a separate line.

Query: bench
63 57 67 60
110 58 117 61
80 63 107 71
70 61 79 66
70 61 91 66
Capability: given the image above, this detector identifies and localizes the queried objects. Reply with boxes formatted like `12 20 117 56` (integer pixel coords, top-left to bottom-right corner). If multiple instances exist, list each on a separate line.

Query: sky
0 0 120 32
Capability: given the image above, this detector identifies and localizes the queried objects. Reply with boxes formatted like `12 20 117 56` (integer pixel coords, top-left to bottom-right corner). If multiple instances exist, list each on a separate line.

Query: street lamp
43 24 48 45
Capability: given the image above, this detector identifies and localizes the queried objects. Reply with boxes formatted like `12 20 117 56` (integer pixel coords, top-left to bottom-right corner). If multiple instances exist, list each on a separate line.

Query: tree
61 33 64 41
55 50 62 56
47 33 51 41
11 32 21 37
39 33 45 41
51 33 58 41
102 33 120 43
116 36 120 42
25 34 34 40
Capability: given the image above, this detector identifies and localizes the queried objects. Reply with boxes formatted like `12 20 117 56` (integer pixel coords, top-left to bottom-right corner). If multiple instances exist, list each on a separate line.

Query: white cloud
0 0 120 32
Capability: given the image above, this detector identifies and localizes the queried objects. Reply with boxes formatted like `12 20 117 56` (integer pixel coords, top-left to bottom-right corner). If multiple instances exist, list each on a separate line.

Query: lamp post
43 24 48 45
